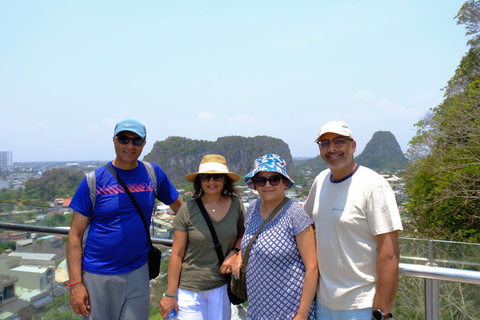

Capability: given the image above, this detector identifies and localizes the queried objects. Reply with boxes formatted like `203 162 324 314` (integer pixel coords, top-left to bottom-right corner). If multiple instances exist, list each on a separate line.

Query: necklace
212 209 216 212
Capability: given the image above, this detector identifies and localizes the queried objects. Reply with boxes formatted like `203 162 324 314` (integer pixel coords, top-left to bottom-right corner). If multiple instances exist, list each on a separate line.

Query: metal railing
1 223 480 320
0 222 174 247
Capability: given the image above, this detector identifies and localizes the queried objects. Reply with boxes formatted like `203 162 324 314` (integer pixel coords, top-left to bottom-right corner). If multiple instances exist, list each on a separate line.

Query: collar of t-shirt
329 164 360 183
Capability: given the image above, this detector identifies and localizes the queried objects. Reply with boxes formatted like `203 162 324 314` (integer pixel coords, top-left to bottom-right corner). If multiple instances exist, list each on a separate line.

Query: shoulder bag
105 164 161 280
230 197 290 300
196 197 246 305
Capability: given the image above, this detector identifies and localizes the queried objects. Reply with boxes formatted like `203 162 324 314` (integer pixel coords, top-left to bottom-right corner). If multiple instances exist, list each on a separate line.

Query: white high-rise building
0 151 13 167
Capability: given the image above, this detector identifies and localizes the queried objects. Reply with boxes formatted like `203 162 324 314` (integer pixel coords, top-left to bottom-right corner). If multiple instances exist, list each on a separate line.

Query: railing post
425 240 439 320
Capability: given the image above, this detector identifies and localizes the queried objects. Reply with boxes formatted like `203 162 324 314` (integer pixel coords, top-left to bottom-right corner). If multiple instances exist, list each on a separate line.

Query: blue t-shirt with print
69 161 179 275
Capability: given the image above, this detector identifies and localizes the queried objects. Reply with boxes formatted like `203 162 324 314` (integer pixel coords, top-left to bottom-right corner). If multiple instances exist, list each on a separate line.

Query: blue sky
0 0 469 162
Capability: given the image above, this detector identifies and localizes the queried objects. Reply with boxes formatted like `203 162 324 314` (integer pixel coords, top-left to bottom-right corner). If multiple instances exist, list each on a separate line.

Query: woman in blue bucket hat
241 154 318 319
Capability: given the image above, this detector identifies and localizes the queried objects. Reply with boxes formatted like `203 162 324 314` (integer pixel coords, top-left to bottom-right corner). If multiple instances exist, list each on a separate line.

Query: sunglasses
199 174 225 182
252 175 283 187
116 135 145 147
316 136 352 149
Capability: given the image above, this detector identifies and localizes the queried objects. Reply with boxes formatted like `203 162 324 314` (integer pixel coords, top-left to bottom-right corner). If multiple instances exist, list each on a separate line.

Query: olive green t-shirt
172 196 246 292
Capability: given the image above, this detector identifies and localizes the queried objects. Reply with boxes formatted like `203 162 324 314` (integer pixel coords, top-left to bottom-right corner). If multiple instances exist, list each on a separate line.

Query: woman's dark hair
192 174 239 198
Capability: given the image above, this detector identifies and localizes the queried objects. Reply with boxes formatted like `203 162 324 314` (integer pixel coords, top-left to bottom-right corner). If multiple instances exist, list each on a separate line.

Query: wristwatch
231 247 240 255
372 309 393 320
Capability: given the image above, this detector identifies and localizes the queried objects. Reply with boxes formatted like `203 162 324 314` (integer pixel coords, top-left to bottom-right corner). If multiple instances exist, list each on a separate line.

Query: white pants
177 284 231 320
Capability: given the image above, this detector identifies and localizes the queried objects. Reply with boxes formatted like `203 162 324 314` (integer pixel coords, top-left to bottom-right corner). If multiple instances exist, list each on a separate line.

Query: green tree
446 0 480 96
404 1 480 243
405 80 480 242
0 241 16 253
24 168 84 201
40 212 72 227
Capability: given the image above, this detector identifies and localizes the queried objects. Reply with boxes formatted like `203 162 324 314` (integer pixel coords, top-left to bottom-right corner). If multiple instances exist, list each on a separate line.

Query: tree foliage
40 212 72 227
445 0 480 96
24 168 84 201
355 131 409 171
404 1 480 243
0 241 16 253
405 80 480 241
143 135 293 188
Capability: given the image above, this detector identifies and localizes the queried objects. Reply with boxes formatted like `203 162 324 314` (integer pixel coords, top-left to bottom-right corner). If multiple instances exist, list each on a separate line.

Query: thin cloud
355 90 418 117
355 90 376 102
199 112 220 121
227 114 255 123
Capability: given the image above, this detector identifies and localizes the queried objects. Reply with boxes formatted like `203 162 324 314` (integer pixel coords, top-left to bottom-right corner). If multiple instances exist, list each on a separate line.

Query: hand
159 295 178 319
69 284 90 316
293 314 308 320
220 251 242 279
219 251 236 275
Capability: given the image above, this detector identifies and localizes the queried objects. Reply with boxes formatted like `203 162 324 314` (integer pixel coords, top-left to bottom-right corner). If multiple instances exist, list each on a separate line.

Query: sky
0 0 470 162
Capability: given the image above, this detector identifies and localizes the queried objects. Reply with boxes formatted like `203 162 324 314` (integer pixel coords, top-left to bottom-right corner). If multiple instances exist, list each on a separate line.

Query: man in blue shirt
67 119 183 319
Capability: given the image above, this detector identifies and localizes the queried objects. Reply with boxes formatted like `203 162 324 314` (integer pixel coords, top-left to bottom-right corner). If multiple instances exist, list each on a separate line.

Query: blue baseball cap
114 119 146 138
244 153 295 190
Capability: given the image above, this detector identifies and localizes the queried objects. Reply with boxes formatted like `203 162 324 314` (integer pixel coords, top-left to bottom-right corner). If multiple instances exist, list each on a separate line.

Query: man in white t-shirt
304 121 403 320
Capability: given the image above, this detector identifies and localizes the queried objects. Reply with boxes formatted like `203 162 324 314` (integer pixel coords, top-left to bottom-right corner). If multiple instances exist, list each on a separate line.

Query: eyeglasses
316 136 352 149
252 175 283 187
116 135 145 147
199 174 225 182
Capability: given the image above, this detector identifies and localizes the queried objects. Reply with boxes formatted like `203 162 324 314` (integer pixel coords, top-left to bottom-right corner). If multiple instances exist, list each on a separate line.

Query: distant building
0 151 13 168
0 253 56 291
0 274 19 311
0 179 13 189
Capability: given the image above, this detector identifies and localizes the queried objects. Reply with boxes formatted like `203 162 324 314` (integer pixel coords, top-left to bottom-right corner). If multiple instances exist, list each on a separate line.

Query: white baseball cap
315 121 354 142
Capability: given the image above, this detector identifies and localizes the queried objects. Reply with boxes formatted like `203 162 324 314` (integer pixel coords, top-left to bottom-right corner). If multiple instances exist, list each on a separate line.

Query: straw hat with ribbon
185 154 240 182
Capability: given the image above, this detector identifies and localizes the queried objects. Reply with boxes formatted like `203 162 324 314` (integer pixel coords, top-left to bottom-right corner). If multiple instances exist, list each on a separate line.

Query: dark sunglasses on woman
252 175 283 187
200 174 225 182
116 135 145 146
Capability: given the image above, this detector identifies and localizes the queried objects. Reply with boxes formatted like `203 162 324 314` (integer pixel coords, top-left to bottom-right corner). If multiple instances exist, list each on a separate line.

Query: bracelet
231 247 240 255
163 293 177 298
65 281 82 290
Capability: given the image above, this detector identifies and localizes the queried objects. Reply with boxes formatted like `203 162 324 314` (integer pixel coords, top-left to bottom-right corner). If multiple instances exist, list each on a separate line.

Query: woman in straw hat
159 154 245 320
242 154 318 320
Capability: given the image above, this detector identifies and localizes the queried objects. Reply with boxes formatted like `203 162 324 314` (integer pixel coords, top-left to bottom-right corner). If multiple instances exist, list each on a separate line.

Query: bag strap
86 171 96 211
242 197 290 265
105 164 153 248
196 197 225 265
88 161 157 211
141 161 157 198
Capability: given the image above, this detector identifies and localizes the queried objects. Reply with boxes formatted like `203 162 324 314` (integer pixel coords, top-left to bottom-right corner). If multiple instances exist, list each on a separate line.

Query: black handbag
106 164 161 280
196 197 246 305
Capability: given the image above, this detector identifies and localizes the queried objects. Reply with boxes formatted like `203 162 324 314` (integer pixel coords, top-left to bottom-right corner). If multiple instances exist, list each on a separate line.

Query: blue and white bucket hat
244 153 295 190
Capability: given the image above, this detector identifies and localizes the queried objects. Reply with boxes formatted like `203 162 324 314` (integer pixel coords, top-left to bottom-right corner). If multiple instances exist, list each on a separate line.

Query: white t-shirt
304 165 403 310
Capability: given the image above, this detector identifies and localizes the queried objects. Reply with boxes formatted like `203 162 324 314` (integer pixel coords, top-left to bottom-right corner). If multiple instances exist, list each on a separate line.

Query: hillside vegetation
355 131 409 171
24 168 84 202
404 0 480 243
143 135 293 188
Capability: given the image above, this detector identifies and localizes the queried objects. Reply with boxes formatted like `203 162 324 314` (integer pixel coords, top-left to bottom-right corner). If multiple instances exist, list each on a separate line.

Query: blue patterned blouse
241 198 315 320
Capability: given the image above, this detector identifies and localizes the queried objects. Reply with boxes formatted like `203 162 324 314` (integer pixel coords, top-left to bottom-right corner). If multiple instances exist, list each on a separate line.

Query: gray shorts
83 262 149 320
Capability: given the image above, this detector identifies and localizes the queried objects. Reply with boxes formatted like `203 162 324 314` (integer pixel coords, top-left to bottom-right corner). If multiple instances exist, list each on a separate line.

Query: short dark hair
192 174 239 198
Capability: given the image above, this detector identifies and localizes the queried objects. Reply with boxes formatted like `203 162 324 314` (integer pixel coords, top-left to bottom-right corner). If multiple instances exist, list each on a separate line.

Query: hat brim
186 171 240 183
314 130 354 142
116 129 146 138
